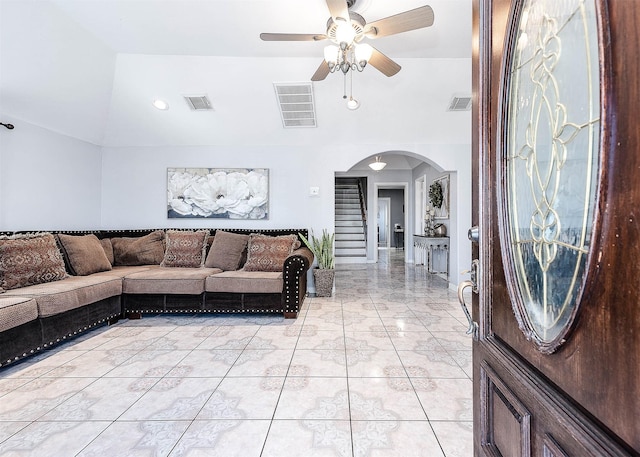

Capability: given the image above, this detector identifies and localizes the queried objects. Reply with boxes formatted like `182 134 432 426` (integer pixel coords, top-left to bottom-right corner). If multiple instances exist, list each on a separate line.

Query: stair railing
357 178 368 241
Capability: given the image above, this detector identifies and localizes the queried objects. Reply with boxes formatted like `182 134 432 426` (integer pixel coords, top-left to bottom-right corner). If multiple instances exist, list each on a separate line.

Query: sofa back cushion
57 234 113 276
161 230 209 268
111 230 165 266
0 233 68 290
205 230 249 271
100 238 115 265
243 234 300 272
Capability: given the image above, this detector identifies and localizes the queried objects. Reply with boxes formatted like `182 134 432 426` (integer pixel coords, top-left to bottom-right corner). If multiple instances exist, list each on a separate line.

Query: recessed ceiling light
152 99 169 110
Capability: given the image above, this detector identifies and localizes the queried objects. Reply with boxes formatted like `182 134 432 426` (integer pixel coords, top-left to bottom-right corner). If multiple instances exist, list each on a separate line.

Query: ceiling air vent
274 83 317 128
184 95 213 111
448 95 472 111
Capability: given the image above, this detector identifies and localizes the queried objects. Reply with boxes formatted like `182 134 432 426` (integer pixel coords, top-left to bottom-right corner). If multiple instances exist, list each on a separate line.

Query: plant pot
313 268 335 297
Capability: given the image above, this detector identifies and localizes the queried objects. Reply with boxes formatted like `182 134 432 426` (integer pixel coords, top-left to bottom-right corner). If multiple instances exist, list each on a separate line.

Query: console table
413 235 449 277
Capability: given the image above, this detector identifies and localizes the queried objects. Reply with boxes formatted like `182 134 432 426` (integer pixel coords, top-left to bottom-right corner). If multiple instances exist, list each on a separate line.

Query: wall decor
167 168 269 219
431 174 450 220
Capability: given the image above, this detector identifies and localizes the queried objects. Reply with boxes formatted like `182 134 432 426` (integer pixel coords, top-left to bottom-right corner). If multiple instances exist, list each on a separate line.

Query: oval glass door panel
502 0 601 351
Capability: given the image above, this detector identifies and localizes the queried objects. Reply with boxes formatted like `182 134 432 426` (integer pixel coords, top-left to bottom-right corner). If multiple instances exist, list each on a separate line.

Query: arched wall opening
334 149 471 289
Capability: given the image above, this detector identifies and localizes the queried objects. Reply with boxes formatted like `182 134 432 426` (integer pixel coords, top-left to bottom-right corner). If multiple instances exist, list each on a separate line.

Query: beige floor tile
198 377 285 420
262 419 352 457
77 420 190 457
351 420 445 457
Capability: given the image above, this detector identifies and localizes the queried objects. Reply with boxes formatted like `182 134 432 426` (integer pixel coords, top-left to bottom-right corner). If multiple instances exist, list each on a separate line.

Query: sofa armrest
282 247 314 318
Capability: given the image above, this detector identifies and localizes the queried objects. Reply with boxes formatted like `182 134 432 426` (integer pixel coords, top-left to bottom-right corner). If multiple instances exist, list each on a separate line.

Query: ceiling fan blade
368 47 401 77
365 5 435 38
260 33 327 42
311 61 331 81
325 0 349 21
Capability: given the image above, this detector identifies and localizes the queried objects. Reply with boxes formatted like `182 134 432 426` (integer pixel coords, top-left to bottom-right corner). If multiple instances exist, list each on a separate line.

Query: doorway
377 197 391 249
374 182 408 263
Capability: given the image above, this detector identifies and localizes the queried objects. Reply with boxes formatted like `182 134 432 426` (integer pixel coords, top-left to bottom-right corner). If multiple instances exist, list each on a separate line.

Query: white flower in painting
168 198 193 215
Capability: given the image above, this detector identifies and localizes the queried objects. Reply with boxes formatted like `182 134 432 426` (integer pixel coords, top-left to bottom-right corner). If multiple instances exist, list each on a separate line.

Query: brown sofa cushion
243 234 300 272
57 234 112 276
205 269 283 294
123 267 222 295
17 275 123 318
100 238 115 265
161 230 209 268
0 296 39 332
111 230 165 266
0 233 67 290
205 230 249 271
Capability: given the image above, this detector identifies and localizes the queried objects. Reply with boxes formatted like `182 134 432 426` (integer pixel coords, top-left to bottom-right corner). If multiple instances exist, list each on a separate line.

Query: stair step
336 247 367 256
335 211 362 218
335 220 364 227
336 214 365 221
335 233 365 241
335 240 366 248
335 227 364 234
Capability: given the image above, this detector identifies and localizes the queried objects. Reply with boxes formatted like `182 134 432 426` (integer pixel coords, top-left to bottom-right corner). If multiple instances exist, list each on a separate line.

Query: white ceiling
0 0 472 151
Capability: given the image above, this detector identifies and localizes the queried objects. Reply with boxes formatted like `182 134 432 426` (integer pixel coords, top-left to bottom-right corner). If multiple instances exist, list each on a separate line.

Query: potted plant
299 229 335 297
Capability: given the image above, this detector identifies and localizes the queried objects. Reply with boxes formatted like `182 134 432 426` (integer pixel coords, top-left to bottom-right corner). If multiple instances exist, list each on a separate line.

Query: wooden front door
469 0 640 455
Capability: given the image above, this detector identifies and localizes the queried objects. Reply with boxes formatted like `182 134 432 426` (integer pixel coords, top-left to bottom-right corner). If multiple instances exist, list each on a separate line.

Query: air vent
274 83 317 128
184 95 213 111
448 95 472 111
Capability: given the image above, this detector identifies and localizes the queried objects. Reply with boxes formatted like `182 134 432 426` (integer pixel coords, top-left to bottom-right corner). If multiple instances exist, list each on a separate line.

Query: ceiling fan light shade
369 156 386 171
354 43 373 64
323 45 339 65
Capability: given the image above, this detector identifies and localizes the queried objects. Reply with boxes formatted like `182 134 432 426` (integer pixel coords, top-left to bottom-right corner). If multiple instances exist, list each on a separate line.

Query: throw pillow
243 234 300 272
111 230 165 266
57 234 112 276
99 238 115 265
204 230 249 271
0 233 68 290
161 230 209 268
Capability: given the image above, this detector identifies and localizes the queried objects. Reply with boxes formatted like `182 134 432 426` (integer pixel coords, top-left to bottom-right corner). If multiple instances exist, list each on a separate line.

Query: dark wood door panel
479 344 634 457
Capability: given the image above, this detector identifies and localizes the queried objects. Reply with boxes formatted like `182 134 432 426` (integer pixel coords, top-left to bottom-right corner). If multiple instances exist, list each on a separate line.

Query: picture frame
167 167 269 219
432 174 450 220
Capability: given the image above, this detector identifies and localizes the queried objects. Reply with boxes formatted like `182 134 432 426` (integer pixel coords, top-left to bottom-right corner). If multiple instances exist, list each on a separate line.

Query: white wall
0 1 116 145
0 117 103 231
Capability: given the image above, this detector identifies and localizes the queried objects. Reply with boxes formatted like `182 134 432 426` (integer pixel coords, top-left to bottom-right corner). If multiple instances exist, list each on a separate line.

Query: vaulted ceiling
0 0 472 148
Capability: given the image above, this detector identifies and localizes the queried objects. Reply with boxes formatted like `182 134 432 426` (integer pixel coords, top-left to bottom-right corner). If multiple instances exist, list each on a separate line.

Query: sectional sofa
0 228 313 367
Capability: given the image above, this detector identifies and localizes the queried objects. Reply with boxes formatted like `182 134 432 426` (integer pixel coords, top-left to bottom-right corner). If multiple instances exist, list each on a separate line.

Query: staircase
335 178 367 260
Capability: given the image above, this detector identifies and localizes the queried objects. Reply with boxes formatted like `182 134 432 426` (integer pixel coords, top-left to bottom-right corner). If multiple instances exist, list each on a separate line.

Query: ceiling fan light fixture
369 156 386 171
354 43 373 66
324 45 339 66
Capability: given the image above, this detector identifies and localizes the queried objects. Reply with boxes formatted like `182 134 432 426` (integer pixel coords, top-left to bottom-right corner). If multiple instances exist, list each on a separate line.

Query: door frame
373 182 408 263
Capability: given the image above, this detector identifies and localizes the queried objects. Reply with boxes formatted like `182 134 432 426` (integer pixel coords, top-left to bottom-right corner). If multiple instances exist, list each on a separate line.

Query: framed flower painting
167 168 269 219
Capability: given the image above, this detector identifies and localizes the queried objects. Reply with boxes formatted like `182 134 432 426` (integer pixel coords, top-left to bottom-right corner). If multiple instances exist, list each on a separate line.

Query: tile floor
0 249 473 456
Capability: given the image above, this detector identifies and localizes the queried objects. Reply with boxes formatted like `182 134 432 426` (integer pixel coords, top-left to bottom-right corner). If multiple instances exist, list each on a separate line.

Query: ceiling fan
260 0 435 81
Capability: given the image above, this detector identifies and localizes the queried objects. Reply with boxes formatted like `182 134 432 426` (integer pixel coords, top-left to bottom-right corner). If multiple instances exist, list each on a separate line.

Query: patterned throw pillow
0 233 68 290
161 230 209 268
243 234 301 272
57 234 112 276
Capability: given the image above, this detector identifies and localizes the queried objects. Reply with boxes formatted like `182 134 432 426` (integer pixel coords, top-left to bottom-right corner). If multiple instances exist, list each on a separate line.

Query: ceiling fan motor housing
326 12 366 44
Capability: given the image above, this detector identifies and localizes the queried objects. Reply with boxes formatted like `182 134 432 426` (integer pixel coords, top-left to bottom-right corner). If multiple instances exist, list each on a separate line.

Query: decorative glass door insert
500 0 601 353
